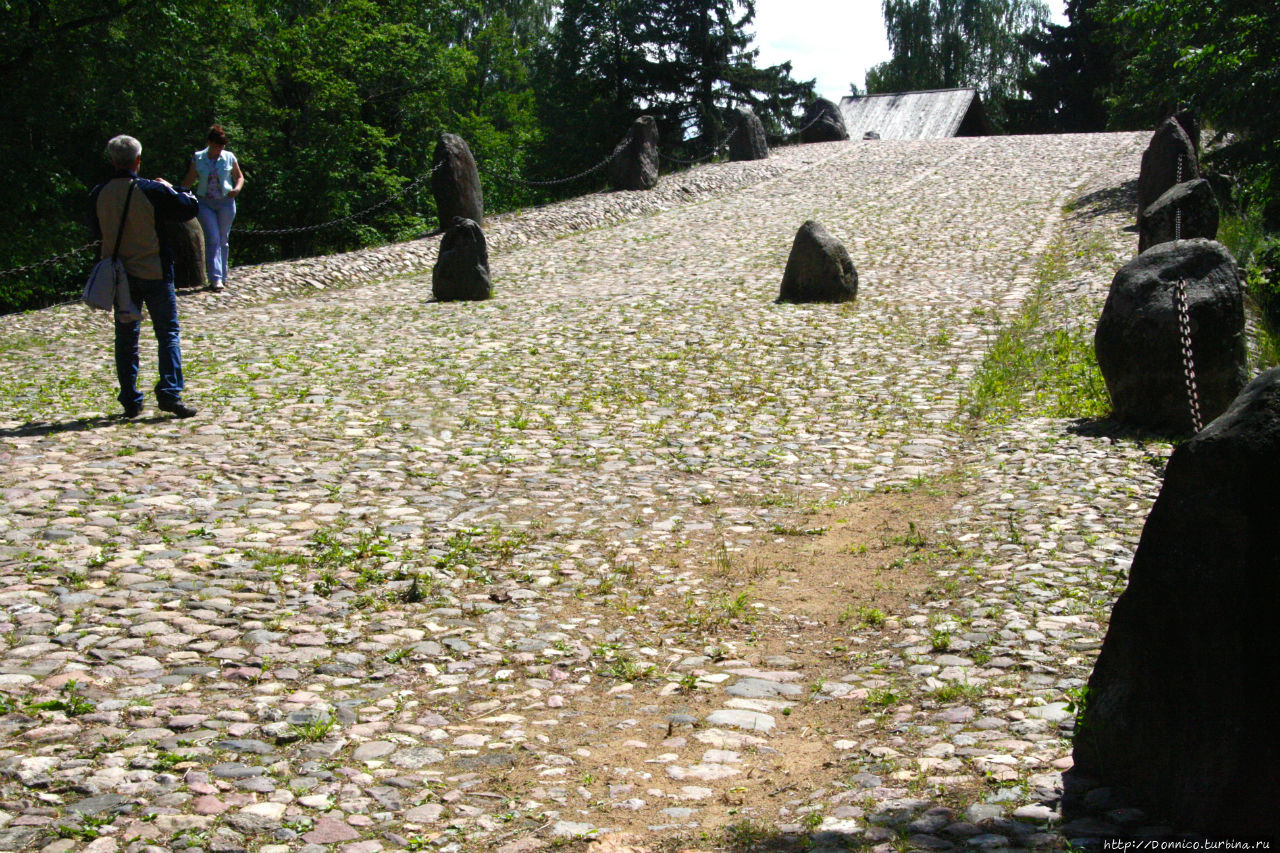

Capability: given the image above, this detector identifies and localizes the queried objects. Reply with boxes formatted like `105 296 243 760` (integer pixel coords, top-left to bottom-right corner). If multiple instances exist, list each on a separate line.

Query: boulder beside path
608 116 660 191
1071 367 1280 840
799 99 848 143
432 133 484 230
777 220 857 304
1137 117 1198 220
432 217 490 302
728 107 768 162
1094 238 1246 435
1138 178 1219 253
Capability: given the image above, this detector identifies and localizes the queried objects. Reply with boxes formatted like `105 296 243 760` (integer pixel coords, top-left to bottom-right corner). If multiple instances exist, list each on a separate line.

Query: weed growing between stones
963 238 1109 423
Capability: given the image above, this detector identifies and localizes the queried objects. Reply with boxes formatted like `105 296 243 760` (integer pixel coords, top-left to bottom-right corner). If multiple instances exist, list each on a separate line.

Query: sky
751 0 1068 103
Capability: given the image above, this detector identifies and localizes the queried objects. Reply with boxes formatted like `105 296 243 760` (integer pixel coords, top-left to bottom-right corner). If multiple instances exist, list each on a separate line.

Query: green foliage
867 0 1049 127
964 243 1110 423
1093 1 1280 235
26 680 96 717
1016 0 1118 132
542 0 814 169
2 0 811 311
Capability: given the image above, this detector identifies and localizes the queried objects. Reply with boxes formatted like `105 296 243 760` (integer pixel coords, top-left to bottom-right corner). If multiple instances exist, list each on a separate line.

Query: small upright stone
608 116 660 191
799 98 848 143
1173 108 1201 159
1094 238 1246 434
432 218 490 302
728 107 768 161
163 219 206 289
431 133 484 230
1137 117 1198 220
1138 178 1219 252
1071 367 1280 840
777 220 857 303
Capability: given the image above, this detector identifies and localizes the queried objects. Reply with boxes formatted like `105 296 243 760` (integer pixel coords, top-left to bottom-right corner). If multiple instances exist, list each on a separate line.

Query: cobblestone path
0 132 1184 853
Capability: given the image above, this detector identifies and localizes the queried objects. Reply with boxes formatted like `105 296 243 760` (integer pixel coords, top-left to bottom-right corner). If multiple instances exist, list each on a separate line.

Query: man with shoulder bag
89 134 200 419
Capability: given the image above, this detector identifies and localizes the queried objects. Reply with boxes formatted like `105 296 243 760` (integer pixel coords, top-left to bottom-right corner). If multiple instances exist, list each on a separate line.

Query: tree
866 0 1049 127
543 0 813 164
1093 0 1280 222
1016 0 1116 132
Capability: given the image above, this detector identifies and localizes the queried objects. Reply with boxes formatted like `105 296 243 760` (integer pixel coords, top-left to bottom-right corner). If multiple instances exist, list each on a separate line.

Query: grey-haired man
89 134 200 418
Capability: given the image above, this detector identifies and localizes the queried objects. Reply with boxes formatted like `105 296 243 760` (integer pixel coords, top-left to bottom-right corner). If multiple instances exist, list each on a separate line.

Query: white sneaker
210 280 225 292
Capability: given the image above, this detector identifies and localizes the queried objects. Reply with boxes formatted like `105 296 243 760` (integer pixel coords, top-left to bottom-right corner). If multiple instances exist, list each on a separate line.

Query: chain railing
0 241 101 281
478 148 620 188
768 107 831 144
658 125 739 165
2 108 833 308
237 161 446 237
1171 154 1203 433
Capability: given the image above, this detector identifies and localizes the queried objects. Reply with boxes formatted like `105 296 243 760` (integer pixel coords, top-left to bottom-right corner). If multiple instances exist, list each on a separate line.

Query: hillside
0 132 1180 851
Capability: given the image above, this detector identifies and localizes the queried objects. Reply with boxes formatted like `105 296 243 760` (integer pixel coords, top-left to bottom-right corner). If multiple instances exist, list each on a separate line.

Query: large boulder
799 98 848 143
1071 367 1280 840
728 107 768 161
431 133 483 230
1137 117 1198 220
1173 108 1201 160
1138 178 1219 253
431 218 490 302
608 116 659 191
163 218 206 289
1095 239 1247 435
776 221 857 303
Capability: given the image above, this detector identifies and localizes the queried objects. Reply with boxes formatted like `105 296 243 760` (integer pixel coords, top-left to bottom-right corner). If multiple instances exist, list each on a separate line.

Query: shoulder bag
83 180 139 320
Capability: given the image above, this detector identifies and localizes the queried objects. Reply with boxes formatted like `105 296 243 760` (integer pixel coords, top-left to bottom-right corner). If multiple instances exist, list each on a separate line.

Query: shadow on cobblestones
0 414 129 437
1066 416 1181 446
1068 180 1138 222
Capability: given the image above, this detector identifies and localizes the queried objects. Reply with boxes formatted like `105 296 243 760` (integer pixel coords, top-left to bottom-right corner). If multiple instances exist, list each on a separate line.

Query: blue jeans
114 277 184 407
198 196 236 283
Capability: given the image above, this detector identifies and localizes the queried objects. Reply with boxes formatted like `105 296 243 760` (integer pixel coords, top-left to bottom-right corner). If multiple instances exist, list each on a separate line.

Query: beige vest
97 178 163 280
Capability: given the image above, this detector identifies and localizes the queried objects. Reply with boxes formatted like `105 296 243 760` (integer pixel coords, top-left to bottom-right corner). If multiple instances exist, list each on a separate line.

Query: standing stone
728 107 768 161
1137 117 1198 220
777 220 857 303
431 133 483 230
1138 179 1219 253
431 218 490 302
608 116 660 191
799 98 848 143
1173 108 1201 160
163 219 206 289
1094 239 1247 435
1071 367 1280 840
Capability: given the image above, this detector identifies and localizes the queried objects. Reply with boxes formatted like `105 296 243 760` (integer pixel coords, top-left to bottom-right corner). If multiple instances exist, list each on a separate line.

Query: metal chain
479 149 619 188
1174 278 1204 433
1171 153 1203 433
238 161 445 236
0 241 101 280
771 108 830 143
658 125 740 165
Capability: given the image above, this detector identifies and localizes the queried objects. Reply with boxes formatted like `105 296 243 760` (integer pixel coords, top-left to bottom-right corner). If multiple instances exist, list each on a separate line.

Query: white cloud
748 0 1067 103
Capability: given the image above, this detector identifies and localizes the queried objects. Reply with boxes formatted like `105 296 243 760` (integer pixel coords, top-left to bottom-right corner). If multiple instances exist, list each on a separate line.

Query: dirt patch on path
728 483 972 631
476 477 983 848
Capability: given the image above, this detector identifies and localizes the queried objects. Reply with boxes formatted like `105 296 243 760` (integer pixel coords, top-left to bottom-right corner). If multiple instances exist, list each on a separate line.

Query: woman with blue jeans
182 125 244 292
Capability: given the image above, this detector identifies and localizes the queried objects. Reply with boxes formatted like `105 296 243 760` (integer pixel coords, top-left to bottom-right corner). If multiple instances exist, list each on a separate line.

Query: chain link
658 125 740 165
770 107 830 143
1171 153 1203 433
237 161 445 237
1174 277 1204 434
0 111 822 284
479 149 619 188
0 241 101 280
